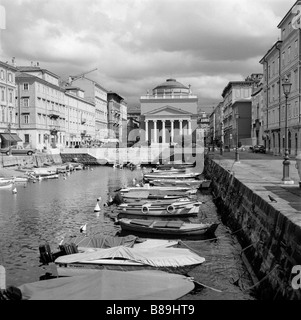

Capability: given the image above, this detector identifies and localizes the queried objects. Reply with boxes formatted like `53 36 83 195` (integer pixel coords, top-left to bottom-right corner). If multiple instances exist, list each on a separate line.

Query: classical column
154 120 157 143
162 120 166 143
145 120 149 142
179 119 183 136
171 120 174 143
188 120 192 135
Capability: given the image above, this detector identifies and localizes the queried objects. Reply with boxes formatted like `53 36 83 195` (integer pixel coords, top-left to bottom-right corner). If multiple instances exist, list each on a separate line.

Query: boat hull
118 205 200 217
56 261 196 277
118 218 219 238
144 173 202 181
150 179 202 188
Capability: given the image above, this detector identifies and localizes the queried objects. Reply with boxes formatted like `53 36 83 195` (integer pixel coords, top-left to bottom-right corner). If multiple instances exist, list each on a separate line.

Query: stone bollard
295 153 301 188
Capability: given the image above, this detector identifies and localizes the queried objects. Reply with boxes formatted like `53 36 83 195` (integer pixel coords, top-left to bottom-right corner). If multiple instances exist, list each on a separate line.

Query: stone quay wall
204 156 301 300
0 154 62 168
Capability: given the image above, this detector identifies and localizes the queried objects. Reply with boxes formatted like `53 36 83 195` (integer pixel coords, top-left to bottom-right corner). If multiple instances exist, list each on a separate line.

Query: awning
0 133 22 142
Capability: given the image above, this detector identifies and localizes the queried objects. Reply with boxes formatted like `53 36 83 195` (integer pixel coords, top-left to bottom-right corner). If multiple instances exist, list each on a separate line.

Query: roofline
64 91 95 106
0 61 18 72
84 77 109 92
222 81 254 98
107 91 125 101
259 40 282 64
232 99 252 106
17 66 60 79
15 72 65 92
277 0 299 28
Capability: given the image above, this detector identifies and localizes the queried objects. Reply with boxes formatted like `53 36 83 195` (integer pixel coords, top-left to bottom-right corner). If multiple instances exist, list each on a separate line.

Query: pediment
145 105 192 116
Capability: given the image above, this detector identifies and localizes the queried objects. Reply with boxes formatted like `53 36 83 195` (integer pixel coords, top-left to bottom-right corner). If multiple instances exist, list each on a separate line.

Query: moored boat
18 269 196 300
117 200 201 217
121 191 197 202
120 185 198 196
156 162 195 170
0 180 13 189
150 179 202 188
143 172 202 181
118 218 219 238
54 245 206 276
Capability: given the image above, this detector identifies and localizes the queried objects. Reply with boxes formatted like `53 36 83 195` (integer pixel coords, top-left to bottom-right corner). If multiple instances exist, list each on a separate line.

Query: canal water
0 166 257 300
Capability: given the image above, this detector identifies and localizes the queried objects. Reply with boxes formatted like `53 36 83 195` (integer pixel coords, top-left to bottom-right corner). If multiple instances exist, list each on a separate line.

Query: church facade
140 78 198 145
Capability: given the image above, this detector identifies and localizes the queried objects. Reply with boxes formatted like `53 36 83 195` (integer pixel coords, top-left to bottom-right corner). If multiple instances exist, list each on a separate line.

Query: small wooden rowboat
150 179 202 188
156 163 195 170
120 186 197 196
118 202 201 217
121 192 193 203
143 172 202 181
120 196 193 206
118 218 219 238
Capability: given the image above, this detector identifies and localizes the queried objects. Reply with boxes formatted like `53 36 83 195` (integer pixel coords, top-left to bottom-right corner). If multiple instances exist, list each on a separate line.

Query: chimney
37 62 39 67
12 57 16 67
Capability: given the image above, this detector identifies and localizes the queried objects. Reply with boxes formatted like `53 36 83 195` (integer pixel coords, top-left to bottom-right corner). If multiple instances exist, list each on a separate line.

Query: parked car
252 145 266 153
0 146 36 155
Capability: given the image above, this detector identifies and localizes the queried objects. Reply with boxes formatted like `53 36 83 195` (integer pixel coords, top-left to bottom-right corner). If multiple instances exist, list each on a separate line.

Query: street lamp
6 123 12 156
235 112 239 162
220 122 223 155
282 76 293 183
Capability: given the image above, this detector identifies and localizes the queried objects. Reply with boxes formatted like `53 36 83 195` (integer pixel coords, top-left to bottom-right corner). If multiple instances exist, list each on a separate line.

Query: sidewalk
208 152 301 213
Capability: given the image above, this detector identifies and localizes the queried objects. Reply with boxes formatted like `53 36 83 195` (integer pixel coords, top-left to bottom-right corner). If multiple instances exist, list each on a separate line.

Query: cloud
0 0 297 109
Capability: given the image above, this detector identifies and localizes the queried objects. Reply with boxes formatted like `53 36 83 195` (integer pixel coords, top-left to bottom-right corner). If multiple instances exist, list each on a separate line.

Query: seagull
268 195 277 203
80 224 87 233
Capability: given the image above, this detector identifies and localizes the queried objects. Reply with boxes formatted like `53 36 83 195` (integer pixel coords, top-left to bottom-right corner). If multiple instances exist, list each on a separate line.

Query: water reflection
0 166 256 300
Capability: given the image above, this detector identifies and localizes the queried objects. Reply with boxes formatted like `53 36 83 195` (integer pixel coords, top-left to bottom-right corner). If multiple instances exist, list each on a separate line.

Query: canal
0 165 257 300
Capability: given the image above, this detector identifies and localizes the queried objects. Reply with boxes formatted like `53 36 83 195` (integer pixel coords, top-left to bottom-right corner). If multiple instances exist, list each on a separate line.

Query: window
282 52 285 66
288 46 291 62
24 115 29 124
24 134 29 143
9 110 12 123
9 91 13 103
8 73 12 82
295 40 298 57
0 70 4 79
38 134 41 144
272 61 275 76
23 98 29 107
1 88 4 101
272 85 275 101
23 83 29 91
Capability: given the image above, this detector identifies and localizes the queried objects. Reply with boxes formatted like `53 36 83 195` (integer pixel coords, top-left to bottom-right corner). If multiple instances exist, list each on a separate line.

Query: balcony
48 108 60 120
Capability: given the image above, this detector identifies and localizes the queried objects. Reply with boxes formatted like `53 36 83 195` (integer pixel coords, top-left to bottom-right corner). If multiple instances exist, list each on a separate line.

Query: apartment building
72 77 109 142
251 79 265 146
107 92 127 143
64 87 95 147
0 60 20 148
15 64 96 150
221 79 254 148
260 1 301 155
15 65 66 150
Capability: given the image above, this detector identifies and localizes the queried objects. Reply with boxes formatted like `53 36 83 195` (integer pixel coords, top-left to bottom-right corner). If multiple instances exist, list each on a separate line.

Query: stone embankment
204 155 301 300
0 154 63 168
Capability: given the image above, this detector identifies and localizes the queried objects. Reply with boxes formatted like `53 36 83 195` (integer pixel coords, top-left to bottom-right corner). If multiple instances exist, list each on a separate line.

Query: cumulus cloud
0 0 297 110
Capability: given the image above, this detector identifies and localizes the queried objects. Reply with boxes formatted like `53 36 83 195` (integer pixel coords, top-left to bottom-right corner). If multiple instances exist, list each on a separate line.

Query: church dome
152 78 190 96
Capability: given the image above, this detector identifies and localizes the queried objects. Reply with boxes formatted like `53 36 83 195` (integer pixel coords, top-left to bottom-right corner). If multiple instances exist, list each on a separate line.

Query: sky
0 0 297 113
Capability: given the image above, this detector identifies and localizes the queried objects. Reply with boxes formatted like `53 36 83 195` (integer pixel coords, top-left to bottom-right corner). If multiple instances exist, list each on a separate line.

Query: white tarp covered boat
18 269 195 300
54 245 205 276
